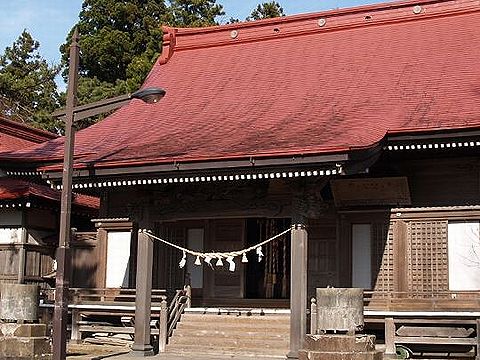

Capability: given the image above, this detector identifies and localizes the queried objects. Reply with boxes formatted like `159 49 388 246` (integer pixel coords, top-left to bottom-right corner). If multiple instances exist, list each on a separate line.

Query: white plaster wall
352 224 372 289
105 231 131 288
448 222 480 290
0 228 23 244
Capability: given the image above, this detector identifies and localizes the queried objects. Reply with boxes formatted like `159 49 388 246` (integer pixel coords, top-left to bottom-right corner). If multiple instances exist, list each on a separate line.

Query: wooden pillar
476 319 480 360
70 308 81 343
287 223 308 359
385 317 396 356
131 231 154 356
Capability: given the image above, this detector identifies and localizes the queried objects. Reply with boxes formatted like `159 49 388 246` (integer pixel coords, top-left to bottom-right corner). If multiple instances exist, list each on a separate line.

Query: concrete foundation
299 334 383 360
0 323 52 359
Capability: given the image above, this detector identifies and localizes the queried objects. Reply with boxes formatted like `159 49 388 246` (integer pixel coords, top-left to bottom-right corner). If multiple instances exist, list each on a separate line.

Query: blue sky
0 0 383 67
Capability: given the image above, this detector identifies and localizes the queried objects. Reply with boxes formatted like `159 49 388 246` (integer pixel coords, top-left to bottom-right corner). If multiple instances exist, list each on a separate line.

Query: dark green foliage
59 0 225 128
167 0 225 27
61 0 168 88
0 30 61 132
247 1 285 21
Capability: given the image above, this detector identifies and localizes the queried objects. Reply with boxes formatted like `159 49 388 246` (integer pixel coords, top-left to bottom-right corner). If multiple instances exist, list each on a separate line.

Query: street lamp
52 28 165 360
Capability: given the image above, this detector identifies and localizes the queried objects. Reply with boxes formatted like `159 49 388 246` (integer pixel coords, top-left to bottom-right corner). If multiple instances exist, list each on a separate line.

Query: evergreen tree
0 30 60 132
60 0 225 128
247 1 285 21
168 0 225 27
61 0 168 88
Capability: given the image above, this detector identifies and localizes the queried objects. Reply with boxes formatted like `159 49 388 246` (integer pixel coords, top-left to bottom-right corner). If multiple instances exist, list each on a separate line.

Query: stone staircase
166 308 290 358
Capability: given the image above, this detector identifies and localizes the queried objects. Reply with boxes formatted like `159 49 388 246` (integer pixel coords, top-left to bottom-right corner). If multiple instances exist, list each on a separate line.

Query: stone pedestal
299 334 383 360
0 323 52 359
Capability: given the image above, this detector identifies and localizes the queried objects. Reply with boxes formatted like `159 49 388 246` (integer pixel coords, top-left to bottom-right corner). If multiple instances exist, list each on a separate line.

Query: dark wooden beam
43 153 349 180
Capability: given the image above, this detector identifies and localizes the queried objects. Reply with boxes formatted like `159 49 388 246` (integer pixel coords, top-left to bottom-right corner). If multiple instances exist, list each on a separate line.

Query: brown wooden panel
207 219 245 299
372 222 394 293
154 224 186 291
372 222 394 291
407 220 448 293
308 217 338 296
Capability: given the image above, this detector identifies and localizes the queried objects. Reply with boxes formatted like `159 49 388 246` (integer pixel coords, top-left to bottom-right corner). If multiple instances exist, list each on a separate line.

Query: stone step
299 350 384 360
169 333 289 348
180 313 290 324
166 309 290 357
175 320 289 332
172 328 289 339
166 344 288 357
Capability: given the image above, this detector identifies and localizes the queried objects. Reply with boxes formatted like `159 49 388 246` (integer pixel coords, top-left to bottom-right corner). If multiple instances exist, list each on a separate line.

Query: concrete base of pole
286 350 299 359
130 345 155 357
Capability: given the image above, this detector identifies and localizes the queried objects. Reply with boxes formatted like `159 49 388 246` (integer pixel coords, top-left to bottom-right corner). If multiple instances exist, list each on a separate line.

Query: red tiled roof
0 178 99 210
0 117 57 152
2 0 480 171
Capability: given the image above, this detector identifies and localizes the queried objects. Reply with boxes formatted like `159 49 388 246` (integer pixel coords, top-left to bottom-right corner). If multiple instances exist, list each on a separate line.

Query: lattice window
372 222 394 293
407 220 448 294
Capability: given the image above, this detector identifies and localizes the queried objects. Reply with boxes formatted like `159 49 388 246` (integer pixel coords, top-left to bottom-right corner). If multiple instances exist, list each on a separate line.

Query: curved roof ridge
159 0 479 64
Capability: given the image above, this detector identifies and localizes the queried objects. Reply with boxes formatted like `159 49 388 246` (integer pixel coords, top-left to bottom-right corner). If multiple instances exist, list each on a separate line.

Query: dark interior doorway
245 218 291 299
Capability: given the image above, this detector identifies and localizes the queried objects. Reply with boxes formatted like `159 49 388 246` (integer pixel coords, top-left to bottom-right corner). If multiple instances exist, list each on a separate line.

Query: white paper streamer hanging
226 256 236 272
194 256 201 265
179 251 186 268
256 246 264 262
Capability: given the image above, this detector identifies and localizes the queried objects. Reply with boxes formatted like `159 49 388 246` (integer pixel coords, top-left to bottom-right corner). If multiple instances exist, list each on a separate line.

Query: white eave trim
385 140 480 151
54 165 343 190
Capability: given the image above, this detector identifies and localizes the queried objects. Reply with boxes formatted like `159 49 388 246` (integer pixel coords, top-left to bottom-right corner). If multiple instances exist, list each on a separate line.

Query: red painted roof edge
159 0 478 63
0 178 99 210
0 117 58 143
387 124 480 136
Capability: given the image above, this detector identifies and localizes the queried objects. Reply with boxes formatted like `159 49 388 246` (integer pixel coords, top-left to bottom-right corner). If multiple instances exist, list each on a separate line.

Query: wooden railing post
185 285 192 309
310 297 317 334
70 308 81 343
476 318 480 360
159 299 168 353
385 317 396 357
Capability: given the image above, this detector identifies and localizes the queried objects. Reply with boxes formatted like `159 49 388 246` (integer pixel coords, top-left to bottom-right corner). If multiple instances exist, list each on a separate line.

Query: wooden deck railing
363 290 480 311
39 287 191 353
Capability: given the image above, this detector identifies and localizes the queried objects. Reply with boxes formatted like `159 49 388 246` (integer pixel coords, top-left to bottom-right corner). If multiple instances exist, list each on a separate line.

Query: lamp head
131 87 166 104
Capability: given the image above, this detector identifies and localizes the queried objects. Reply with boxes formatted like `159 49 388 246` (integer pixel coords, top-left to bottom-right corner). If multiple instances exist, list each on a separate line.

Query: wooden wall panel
208 219 245 299
308 217 338 297
407 220 448 293
372 222 394 293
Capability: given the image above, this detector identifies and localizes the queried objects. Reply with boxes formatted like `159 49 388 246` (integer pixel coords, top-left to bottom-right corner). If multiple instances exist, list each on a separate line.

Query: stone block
0 337 51 358
13 324 47 337
316 288 364 333
299 349 383 360
303 334 376 352
0 284 39 322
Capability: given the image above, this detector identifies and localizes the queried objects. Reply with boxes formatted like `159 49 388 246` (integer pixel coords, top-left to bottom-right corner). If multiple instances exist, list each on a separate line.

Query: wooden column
287 223 308 359
131 231 154 356
393 220 408 294
384 317 396 356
